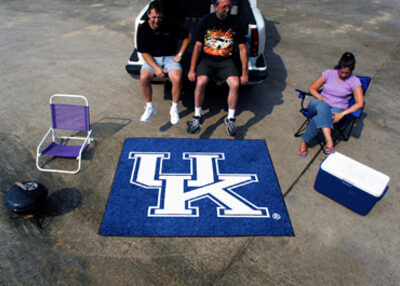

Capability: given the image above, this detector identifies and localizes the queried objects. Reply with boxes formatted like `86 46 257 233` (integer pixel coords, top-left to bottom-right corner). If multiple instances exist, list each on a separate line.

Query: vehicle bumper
247 54 268 85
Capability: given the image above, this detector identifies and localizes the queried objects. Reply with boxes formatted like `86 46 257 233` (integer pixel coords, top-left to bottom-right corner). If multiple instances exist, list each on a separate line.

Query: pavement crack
212 140 323 285
284 148 323 197
371 40 400 80
213 237 255 286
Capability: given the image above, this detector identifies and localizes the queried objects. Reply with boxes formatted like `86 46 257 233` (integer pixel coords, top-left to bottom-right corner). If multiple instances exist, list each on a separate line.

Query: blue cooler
314 152 390 215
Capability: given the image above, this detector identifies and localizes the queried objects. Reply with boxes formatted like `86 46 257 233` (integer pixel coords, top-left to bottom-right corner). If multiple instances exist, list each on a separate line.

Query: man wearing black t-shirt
187 0 248 136
137 0 191 125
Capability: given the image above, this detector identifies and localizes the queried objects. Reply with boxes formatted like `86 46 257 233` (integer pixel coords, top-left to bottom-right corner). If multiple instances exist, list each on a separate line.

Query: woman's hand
332 112 345 124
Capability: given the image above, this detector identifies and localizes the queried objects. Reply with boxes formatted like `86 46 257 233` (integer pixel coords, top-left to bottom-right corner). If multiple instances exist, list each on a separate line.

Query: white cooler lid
321 152 390 197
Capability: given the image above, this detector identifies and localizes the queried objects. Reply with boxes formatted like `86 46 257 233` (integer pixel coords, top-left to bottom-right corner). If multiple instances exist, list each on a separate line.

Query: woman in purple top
298 52 364 157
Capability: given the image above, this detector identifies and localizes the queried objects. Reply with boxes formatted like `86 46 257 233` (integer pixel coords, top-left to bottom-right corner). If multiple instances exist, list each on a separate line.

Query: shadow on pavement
91 117 132 139
235 19 286 139
38 188 82 218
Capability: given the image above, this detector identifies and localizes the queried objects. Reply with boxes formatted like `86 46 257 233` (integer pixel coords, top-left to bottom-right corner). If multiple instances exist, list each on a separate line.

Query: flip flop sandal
324 146 336 154
298 149 308 158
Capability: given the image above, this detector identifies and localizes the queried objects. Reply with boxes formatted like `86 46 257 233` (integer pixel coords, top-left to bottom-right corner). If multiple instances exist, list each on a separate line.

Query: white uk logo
129 152 269 218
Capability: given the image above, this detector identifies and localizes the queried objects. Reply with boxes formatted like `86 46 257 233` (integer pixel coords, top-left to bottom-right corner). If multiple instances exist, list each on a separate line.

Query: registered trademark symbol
272 213 281 220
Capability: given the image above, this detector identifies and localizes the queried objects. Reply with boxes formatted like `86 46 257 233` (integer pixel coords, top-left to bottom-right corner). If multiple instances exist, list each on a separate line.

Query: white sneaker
140 106 157 122
170 107 180 125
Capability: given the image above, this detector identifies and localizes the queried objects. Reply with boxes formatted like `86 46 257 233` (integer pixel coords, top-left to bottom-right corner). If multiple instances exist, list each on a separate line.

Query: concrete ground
1 0 399 285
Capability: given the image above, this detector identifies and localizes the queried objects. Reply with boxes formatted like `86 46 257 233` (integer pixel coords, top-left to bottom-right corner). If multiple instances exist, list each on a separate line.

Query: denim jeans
141 56 182 73
301 99 344 143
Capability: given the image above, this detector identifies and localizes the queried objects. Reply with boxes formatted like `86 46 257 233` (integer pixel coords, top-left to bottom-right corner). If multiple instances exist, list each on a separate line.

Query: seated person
298 52 364 157
137 0 191 125
187 0 248 136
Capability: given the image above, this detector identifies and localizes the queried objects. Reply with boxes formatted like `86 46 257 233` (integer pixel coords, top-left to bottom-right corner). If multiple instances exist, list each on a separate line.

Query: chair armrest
295 89 311 99
37 128 53 154
295 89 311 110
78 130 93 158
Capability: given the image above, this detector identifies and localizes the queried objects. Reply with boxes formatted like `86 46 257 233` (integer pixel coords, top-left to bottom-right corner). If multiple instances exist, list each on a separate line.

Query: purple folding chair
36 94 93 174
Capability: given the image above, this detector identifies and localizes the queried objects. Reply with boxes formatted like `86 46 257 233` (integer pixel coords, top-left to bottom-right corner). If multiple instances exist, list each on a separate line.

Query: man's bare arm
142 53 167 78
174 33 192 62
239 43 248 85
188 41 203 82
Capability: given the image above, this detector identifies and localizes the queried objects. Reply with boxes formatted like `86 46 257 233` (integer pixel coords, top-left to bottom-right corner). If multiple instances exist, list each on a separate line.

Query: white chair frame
36 94 93 174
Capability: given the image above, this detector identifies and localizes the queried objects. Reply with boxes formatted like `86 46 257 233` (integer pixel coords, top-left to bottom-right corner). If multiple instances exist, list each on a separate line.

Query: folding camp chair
294 76 371 146
36 94 93 174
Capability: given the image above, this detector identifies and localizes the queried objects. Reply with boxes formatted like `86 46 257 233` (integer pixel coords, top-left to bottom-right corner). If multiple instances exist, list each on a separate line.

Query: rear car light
250 27 259 57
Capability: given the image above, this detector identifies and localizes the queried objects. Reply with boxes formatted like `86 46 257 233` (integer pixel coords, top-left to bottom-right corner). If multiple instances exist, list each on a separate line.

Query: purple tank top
321 69 361 109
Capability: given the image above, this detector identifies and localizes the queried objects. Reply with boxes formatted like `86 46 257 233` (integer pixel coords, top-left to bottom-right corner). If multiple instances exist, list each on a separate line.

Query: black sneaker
224 117 237 136
187 116 203 134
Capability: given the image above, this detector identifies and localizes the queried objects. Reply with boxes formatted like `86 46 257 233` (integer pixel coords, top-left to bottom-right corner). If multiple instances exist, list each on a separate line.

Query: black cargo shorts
196 58 239 80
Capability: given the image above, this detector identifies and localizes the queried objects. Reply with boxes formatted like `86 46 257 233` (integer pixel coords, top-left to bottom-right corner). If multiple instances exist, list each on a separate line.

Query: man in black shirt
137 0 191 125
187 0 248 136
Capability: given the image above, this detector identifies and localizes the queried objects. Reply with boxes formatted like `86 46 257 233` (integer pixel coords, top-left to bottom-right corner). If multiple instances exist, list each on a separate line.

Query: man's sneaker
187 116 202 134
140 106 157 122
224 117 237 136
170 108 180 125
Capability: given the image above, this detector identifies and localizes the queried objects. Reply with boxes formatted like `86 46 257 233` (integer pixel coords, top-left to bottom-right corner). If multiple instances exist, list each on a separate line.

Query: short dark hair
147 0 163 14
338 52 356 71
214 0 234 6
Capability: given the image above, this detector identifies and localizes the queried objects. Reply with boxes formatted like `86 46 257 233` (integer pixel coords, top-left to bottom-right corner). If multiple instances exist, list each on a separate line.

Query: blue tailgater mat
99 138 294 236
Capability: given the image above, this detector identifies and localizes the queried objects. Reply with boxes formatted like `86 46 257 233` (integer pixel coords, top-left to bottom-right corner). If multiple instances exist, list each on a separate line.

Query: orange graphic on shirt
203 29 234 56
